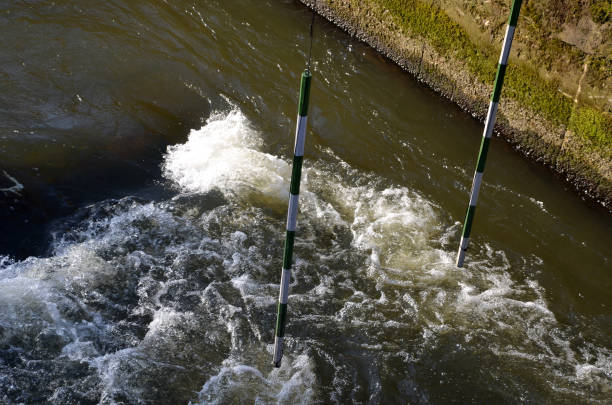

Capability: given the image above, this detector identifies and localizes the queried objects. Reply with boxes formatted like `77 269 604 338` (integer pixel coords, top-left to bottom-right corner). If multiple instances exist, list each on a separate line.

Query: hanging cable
307 4 315 72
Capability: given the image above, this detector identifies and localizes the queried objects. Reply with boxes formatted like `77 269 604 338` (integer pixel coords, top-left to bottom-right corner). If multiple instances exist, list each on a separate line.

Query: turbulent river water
1 0 611 403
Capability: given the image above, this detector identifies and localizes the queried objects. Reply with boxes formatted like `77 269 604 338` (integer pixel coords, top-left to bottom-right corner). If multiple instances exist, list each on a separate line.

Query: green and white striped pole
273 69 312 367
456 0 522 267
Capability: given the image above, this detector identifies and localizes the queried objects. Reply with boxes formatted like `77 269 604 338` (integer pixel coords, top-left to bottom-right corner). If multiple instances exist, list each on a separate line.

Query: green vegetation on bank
591 0 611 24
375 0 611 151
569 107 612 152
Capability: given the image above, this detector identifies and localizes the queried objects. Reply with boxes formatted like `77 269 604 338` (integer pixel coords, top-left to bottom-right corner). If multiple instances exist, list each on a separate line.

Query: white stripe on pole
457 236 470 267
468 172 484 206
294 116 308 156
483 102 499 139
279 268 291 304
286 194 300 231
499 26 516 65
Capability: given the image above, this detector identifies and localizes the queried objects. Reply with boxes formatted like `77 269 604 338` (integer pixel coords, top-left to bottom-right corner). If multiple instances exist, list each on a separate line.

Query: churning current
1 109 610 403
0 0 610 404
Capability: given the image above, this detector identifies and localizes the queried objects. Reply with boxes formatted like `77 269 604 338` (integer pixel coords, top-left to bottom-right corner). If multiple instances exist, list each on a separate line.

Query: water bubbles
163 110 290 205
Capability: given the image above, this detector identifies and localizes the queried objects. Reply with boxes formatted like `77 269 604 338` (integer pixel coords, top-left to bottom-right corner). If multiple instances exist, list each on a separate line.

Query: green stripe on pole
475 137 491 173
282 230 295 269
508 0 523 26
289 156 304 195
298 71 312 117
491 64 507 102
275 303 288 337
461 205 477 238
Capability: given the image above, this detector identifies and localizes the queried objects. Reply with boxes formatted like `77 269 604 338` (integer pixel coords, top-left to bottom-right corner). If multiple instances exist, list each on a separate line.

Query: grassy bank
377 0 611 152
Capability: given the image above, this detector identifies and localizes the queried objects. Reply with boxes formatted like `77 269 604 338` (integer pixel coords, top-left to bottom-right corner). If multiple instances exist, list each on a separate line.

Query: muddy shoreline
300 0 612 210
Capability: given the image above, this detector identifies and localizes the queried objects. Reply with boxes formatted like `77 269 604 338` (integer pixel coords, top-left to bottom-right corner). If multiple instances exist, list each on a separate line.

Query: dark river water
1 0 611 403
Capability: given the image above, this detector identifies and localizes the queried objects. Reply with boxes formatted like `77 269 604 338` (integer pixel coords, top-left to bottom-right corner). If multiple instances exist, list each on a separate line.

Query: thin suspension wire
306 3 315 71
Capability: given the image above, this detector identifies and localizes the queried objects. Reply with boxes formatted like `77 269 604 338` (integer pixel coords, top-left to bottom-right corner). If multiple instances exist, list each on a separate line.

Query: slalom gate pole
273 69 312 367
456 0 523 268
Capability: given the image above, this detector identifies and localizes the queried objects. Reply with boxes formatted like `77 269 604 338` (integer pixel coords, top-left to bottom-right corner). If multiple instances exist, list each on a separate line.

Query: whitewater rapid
1 110 610 404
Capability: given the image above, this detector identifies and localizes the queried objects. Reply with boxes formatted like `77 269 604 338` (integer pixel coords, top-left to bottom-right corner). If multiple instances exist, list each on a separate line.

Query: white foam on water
144 307 190 341
1 107 610 402
290 157 612 398
0 245 117 353
163 109 291 203
92 347 152 403
0 255 14 269
295 171 453 282
192 354 316 405
575 361 612 394
529 197 547 213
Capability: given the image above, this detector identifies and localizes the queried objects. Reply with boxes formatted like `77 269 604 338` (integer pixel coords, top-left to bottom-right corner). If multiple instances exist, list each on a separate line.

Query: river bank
300 0 612 209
